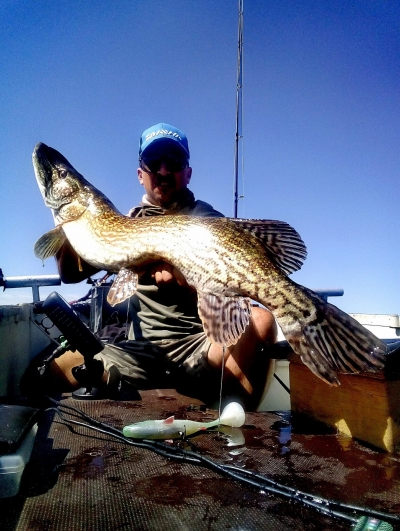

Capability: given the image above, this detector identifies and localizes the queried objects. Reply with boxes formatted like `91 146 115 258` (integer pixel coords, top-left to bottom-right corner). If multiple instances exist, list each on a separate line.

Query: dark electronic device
34 292 105 400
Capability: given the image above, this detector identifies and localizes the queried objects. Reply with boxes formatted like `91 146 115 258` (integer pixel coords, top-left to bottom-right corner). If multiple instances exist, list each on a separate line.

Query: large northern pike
32 142 386 385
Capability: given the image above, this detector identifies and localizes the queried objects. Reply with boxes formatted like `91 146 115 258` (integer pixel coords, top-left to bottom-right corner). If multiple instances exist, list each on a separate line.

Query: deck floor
2 389 400 531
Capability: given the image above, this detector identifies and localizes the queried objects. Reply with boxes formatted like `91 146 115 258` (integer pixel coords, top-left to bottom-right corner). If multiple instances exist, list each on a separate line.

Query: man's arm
55 240 101 284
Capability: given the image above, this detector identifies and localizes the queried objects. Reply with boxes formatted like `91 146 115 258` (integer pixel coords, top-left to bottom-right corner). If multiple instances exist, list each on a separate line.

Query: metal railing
0 268 61 303
313 289 344 302
0 266 344 306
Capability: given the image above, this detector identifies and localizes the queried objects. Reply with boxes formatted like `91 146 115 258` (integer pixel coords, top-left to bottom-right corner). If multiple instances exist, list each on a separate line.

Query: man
45 124 278 410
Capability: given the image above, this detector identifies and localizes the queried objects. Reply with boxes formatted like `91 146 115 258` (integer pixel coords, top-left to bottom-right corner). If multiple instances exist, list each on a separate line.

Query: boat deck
2 389 400 531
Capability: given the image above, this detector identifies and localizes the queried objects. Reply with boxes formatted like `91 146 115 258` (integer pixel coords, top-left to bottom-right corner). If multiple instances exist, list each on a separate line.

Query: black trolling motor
33 292 108 400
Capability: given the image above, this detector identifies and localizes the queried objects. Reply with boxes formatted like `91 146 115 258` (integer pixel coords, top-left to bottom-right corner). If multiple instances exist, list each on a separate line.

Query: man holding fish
49 124 279 410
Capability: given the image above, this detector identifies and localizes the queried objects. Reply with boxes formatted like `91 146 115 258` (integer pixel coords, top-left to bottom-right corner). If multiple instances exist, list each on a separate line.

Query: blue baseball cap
139 123 190 159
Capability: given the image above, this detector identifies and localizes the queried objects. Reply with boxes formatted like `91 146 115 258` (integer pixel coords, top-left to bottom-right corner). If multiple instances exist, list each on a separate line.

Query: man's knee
250 306 278 344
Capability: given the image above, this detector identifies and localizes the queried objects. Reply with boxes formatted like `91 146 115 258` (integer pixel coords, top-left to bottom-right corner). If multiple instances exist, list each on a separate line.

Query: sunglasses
140 155 188 174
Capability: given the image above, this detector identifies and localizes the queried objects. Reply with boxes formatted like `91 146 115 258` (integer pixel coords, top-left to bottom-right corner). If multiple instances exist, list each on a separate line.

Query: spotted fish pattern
33 142 386 385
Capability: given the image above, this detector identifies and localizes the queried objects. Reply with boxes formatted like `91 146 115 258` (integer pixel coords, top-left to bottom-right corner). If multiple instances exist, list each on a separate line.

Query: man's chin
154 187 174 202
153 193 175 208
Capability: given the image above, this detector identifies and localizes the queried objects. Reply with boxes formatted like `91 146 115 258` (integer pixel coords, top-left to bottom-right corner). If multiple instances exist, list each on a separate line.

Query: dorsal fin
163 416 175 424
229 219 307 275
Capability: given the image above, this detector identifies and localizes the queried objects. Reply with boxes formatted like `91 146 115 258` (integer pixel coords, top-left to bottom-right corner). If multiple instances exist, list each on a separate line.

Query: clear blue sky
1 0 399 315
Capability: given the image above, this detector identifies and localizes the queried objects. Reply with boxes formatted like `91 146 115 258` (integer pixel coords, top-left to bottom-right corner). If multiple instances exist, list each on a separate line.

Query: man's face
137 146 192 208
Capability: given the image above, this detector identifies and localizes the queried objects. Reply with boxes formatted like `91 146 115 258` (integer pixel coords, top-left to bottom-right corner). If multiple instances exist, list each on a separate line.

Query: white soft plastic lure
122 402 245 440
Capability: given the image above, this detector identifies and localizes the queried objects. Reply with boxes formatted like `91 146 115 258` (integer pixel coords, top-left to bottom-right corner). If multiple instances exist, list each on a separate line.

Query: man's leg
206 306 278 410
24 308 277 408
49 351 92 390
19 349 88 397
30 340 166 395
25 351 107 394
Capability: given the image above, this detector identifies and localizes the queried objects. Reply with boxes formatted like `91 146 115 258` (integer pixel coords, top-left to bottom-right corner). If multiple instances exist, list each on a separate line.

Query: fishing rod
46 397 398 530
233 0 244 218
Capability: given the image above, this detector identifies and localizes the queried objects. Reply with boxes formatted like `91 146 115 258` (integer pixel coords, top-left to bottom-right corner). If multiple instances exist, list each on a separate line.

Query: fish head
33 142 113 225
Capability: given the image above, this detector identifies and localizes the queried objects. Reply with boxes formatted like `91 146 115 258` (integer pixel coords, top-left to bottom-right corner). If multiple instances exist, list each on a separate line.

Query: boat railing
0 268 61 303
0 266 344 306
312 289 344 302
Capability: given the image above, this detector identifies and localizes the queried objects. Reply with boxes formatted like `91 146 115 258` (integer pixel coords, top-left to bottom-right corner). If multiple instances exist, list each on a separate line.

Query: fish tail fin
278 289 387 385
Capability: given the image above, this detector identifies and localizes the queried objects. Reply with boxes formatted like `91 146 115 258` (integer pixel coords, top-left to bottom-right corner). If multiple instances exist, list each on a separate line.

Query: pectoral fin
107 268 139 306
197 293 252 346
34 226 66 260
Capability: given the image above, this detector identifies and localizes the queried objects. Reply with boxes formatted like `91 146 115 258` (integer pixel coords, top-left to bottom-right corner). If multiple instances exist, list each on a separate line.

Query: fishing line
45 397 398 528
124 295 131 340
218 344 227 420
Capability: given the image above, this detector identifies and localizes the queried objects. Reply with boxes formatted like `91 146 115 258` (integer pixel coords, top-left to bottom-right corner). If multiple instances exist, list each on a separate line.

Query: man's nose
157 162 170 176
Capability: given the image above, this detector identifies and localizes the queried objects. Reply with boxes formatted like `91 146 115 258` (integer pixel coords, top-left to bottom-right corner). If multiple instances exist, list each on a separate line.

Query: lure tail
216 402 246 428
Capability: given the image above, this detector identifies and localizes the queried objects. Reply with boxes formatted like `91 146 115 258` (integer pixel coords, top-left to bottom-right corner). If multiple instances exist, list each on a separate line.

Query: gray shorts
94 332 221 403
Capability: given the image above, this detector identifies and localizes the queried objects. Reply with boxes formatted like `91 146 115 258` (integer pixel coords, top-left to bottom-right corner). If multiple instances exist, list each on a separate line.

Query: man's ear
186 167 192 184
137 168 144 185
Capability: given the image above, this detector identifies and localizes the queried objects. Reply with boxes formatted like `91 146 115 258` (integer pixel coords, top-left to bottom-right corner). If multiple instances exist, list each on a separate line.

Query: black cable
46 398 399 526
49 410 355 522
164 446 357 523
47 397 123 437
50 405 352 521
223 465 400 524
47 402 201 464
273 372 290 394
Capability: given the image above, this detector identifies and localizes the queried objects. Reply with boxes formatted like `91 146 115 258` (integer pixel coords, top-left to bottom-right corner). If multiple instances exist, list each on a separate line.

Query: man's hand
150 262 189 288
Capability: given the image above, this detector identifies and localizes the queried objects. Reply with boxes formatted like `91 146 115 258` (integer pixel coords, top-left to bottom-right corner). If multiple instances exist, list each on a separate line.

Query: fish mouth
33 143 50 189
33 142 76 208
33 143 72 186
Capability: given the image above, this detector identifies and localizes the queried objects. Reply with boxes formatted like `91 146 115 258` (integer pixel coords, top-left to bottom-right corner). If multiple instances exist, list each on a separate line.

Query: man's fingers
151 262 189 287
154 268 174 284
